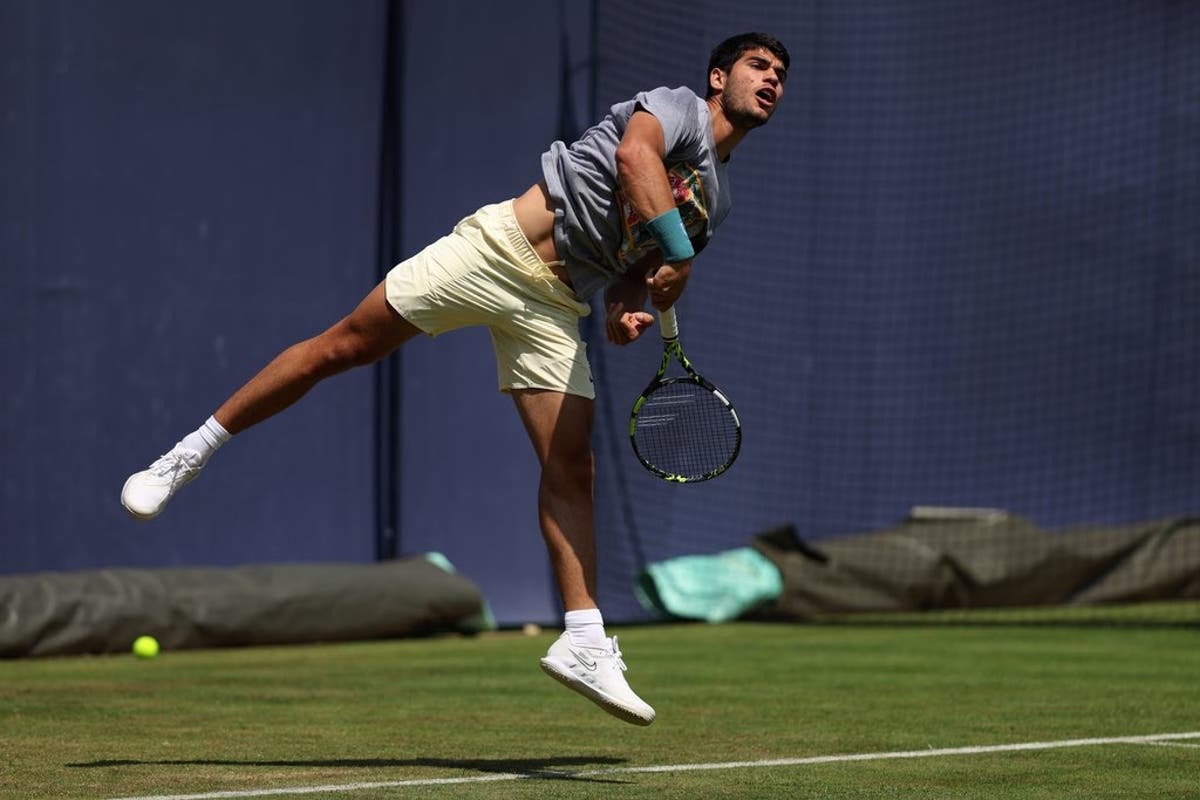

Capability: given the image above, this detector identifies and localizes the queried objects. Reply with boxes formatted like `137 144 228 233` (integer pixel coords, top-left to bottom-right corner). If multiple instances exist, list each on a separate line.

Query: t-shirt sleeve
631 86 705 163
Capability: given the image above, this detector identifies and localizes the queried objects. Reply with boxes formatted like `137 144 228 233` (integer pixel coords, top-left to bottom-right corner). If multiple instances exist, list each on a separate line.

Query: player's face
712 47 787 129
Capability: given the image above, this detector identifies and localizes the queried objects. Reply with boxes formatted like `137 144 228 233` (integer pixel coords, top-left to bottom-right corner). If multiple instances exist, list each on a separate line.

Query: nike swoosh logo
570 649 598 671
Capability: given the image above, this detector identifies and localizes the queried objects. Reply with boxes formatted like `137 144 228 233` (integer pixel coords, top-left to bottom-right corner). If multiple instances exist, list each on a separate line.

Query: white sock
178 416 231 464
564 608 608 649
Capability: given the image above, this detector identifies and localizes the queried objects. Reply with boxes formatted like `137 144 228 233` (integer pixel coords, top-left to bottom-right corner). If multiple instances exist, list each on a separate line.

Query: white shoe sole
539 657 655 726
121 474 163 521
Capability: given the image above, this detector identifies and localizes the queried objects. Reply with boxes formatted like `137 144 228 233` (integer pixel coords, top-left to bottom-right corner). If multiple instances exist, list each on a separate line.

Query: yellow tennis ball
132 635 160 659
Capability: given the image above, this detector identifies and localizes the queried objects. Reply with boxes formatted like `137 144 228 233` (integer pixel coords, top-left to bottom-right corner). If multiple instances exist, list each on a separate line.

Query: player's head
705 33 789 128
706 33 790 98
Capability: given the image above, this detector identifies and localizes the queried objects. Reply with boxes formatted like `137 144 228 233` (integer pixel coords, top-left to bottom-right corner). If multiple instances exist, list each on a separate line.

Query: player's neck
706 96 749 161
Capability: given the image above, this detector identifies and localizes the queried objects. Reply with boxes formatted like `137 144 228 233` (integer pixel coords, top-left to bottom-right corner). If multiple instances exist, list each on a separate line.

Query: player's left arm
604 252 659 345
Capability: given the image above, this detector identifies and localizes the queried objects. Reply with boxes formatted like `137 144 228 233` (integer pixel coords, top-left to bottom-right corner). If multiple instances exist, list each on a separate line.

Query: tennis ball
132 635 160 659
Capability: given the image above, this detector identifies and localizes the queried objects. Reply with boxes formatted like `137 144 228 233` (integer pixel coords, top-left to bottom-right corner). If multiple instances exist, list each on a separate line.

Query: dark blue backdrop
2 0 384 569
3 1 1196 626
588 0 1199 621
1 0 590 626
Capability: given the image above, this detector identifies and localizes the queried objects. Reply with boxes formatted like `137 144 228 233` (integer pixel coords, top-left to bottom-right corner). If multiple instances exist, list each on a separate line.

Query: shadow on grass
68 755 631 783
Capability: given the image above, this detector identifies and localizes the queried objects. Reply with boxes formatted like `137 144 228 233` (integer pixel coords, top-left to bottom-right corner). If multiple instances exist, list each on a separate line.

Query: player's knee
311 327 379 376
543 449 594 495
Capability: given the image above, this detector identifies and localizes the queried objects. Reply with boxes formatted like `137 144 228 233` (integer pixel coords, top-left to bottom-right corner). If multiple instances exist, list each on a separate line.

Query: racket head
630 376 742 483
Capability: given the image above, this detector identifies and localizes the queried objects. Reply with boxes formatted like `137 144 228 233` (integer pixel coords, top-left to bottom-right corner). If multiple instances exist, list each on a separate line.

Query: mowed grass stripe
107 732 1200 800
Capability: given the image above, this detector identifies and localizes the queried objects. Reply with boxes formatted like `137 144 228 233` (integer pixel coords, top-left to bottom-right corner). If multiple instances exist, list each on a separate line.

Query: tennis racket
629 306 742 482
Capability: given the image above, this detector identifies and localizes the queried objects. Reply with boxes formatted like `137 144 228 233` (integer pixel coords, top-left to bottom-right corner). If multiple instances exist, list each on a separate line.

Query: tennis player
122 32 788 726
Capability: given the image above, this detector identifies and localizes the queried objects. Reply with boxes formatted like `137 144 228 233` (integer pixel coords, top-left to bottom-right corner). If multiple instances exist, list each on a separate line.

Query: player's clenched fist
606 302 655 345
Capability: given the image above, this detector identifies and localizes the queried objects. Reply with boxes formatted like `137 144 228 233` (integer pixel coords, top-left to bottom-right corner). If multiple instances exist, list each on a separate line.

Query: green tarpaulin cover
0 554 492 658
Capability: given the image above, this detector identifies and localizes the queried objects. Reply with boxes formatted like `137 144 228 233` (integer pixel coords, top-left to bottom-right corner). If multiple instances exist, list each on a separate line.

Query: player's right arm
615 111 677 221
615 111 693 311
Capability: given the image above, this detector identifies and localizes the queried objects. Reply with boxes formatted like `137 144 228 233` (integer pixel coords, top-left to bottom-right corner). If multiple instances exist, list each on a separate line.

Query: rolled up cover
751 514 1200 620
0 555 492 658
634 513 1200 622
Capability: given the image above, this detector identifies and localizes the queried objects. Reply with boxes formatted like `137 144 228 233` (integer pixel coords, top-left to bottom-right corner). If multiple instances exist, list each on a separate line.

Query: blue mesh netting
586 1 1199 621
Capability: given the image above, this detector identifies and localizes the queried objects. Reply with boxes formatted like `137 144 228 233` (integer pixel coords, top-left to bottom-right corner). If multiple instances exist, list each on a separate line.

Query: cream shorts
385 201 595 399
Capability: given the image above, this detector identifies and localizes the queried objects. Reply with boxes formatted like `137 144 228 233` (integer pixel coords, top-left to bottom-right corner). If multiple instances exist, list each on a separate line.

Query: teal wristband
645 207 695 264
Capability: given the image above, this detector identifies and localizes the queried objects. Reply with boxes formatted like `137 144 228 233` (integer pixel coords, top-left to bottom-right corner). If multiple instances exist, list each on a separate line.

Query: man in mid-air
122 32 789 726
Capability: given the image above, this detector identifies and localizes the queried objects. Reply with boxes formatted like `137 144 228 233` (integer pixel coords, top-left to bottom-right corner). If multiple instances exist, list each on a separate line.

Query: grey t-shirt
541 86 731 301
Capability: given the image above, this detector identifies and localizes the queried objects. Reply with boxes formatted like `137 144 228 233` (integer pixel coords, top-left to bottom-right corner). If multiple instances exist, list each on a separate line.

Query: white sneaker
540 633 656 726
121 445 203 520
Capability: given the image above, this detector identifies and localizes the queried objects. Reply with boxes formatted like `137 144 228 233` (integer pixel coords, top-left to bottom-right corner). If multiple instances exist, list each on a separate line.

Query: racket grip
659 306 679 340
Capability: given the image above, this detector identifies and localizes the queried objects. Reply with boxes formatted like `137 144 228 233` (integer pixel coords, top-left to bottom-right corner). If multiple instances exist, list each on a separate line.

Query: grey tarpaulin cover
0 555 492 658
752 513 1200 620
637 511 1200 621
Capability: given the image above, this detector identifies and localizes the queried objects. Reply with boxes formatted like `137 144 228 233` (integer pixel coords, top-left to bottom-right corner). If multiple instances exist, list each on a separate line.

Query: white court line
107 731 1200 800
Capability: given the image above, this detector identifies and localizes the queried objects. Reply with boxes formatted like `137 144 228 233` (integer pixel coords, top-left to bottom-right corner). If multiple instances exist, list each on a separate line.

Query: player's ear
709 67 726 95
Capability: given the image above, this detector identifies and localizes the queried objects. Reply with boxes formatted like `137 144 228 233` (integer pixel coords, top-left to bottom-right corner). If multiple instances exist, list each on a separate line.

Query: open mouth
755 88 777 108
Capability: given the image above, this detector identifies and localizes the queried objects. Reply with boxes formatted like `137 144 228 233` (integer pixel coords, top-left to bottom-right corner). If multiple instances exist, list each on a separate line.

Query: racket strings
633 381 739 480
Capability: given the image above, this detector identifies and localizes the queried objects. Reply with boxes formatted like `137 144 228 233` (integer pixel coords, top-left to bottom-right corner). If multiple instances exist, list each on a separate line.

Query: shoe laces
609 636 628 671
148 448 201 478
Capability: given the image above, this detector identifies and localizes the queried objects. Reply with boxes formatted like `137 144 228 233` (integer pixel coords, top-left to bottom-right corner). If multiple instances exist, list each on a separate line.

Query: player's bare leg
214 281 421 433
122 281 421 520
511 389 599 611
512 388 655 725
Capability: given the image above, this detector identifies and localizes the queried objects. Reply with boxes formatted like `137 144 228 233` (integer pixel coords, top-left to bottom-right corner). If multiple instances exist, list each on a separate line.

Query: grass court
2 614 1197 799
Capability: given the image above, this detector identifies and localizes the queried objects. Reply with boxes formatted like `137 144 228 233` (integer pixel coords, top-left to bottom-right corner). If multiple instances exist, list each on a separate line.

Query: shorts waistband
499 200 561 269
495 200 582 303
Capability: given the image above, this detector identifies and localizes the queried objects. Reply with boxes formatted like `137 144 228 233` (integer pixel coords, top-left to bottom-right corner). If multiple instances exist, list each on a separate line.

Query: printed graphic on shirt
616 162 708 270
